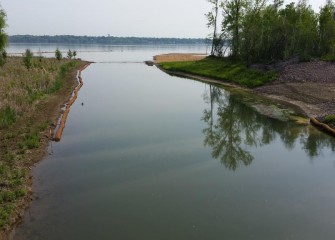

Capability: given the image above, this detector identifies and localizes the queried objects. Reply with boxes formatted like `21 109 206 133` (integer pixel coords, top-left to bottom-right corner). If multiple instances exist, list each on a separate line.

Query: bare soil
154 53 206 63
254 59 335 117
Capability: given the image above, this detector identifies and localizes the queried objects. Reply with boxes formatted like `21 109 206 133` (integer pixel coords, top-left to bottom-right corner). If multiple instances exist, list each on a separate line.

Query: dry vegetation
0 57 75 117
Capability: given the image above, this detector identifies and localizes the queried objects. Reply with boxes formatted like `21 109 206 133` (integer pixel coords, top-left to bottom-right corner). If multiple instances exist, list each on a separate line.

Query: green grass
0 106 16 129
49 60 78 93
160 57 278 88
19 131 41 149
322 114 335 128
321 53 335 62
0 205 14 228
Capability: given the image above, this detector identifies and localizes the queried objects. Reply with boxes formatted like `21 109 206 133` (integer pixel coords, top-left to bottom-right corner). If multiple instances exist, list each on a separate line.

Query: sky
0 0 327 38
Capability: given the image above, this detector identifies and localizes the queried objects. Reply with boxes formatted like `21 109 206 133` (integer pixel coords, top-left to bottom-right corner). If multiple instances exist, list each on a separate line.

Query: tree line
9 35 208 45
207 0 335 63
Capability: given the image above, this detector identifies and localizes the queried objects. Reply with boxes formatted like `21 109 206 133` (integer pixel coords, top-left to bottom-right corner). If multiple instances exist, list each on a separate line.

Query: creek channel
9 45 335 240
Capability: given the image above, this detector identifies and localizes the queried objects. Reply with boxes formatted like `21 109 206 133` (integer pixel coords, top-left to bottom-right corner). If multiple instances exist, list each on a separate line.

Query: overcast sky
0 0 326 38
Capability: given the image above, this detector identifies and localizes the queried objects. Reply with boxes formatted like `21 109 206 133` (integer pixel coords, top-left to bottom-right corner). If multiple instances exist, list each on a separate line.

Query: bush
55 48 62 60
67 49 73 59
323 114 335 124
23 49 33 69
299 52 312 62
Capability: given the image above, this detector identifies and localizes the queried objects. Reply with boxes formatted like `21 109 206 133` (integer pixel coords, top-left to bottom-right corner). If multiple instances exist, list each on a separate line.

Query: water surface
12 45 335 240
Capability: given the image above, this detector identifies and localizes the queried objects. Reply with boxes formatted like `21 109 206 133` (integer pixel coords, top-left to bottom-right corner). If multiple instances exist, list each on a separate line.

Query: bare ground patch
153 53 206 63
255 60 335 117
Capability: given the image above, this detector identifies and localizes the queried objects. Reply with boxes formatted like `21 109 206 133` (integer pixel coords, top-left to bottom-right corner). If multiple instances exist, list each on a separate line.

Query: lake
9 44 335 240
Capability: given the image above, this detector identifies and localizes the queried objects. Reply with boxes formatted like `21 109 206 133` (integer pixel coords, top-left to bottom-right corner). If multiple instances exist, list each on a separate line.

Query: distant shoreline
9 35 209 45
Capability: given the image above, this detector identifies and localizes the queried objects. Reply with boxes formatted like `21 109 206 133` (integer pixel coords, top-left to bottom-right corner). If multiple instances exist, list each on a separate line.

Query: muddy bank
254 59 335 133
0 61 90 240
53 64 89 142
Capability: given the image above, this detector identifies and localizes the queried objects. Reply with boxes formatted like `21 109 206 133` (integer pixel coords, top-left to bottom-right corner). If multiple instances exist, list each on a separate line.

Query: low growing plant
323 114 335 124
22 132 40 149
0 106 16 129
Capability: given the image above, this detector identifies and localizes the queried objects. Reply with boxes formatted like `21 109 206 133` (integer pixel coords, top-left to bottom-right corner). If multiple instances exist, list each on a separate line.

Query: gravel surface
255 60 335 117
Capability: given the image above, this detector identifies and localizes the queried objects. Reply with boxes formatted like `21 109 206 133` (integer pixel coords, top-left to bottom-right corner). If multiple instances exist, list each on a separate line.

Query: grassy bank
0 56 87 237
159 57 277 88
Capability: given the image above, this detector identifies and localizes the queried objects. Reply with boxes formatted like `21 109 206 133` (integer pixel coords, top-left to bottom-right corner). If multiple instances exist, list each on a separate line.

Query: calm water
11 45 335 240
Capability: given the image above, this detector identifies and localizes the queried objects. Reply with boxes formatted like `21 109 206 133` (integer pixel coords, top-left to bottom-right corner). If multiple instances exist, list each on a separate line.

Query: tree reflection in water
202 85 335 170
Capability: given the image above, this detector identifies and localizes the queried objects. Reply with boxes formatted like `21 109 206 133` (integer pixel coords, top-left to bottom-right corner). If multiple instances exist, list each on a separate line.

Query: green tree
73 50 77 59
221 0 248 59
259 4 284 61
240 0 268 63
204 0 335 62
318 0 335 56
206 0 221 56
0 7 8 67
67 49 73 59
295 0 318 61
23 49 33 70
55 48 62 60
279 3 299 59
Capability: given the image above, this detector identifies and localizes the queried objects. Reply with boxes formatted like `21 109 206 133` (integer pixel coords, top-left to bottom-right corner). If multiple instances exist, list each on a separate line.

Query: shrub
67 49 73 59
323 114 335 124
55 48 62 60
23 49 33 69
299 52 311 62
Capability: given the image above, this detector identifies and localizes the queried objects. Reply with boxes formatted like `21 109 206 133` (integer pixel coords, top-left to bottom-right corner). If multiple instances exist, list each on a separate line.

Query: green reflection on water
202 85 335 170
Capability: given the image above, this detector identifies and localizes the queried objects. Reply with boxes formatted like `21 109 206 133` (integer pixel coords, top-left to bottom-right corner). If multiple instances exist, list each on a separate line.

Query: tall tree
221 0 248 59
240 0 268 63
206 0 221 56
295 0 318 60
0 7 8 66
318 0 335 55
